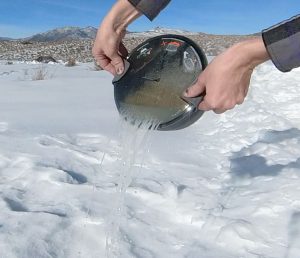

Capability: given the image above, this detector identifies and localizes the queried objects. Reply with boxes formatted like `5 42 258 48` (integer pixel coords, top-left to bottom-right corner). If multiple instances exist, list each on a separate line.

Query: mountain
21 26 257 42
25 26 97 42
0 37 12 41
126 26 260 38
23 26 195 42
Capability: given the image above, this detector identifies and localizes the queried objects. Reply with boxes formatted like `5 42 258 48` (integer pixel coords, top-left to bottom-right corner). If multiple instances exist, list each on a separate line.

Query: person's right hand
92 0 141 75
184 37 270 113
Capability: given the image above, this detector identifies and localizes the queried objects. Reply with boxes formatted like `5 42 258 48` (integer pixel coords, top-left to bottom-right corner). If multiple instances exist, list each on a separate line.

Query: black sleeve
262 14 300 72
128 0 171 21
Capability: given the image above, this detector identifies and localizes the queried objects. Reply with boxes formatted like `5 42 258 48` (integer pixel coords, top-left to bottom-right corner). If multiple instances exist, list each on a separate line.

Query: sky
0 0 299 38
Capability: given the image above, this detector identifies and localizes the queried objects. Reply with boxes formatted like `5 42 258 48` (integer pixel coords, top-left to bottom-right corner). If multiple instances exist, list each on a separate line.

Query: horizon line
0 25 261 40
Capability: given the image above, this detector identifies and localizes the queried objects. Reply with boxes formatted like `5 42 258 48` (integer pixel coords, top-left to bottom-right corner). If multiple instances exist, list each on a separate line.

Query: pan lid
113 34 207 130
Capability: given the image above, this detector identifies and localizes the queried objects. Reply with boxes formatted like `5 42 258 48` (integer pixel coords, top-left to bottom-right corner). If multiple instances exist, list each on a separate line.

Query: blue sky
0 0 299 38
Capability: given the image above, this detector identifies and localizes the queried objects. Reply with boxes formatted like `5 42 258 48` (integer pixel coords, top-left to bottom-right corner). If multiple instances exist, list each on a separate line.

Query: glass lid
113 35 205 126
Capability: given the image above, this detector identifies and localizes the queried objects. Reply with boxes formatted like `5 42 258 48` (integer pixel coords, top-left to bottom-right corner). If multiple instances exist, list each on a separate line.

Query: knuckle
205 97 218 109
225 100 236 110
111 58 123 66
210 101 222 110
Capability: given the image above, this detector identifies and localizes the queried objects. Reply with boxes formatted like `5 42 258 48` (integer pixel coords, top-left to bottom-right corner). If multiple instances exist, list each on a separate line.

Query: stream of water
105 119 159 258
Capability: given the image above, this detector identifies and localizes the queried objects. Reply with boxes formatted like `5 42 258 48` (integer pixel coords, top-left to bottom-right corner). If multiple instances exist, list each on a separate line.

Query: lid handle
181 95 204 108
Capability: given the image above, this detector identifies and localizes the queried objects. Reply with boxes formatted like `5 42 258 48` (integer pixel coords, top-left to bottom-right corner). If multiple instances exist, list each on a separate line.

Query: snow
1 60 300 257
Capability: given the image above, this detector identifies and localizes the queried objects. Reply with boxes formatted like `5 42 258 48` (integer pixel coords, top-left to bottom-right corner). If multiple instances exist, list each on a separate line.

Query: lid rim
113 34 208 131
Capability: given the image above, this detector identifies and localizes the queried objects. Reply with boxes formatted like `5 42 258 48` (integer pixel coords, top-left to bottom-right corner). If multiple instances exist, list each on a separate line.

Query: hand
92 0 141 75
184 37 270 113
93 20 128 75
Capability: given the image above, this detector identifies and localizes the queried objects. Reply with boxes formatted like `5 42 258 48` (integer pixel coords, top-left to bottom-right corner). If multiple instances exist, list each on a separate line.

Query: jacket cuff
262 15 300 72
127 0 170 21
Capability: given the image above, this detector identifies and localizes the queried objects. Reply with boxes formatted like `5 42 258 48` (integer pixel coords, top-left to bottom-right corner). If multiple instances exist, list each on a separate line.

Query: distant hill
19 26 258 42
0 26 260 62
126 26 199 38
125 26 259 38
25 26 97 42
25 26 197 42
0 37 12 41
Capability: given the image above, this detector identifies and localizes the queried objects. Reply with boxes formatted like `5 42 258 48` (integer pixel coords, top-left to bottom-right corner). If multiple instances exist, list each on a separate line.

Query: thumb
184 75 206 97
110 53 124 75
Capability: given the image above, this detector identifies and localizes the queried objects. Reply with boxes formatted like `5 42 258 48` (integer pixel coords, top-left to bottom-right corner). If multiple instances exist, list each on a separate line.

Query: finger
101 63 117 75
184 75 206 97
198 98 213 111
213 108 226 114
213 101 236 113
110 53 124 75
119 42 128 58
96 57 116 75
236 97 244 105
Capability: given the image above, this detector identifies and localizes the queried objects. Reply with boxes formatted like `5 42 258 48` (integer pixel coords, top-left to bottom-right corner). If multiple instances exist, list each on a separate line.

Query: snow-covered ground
1 60 300 258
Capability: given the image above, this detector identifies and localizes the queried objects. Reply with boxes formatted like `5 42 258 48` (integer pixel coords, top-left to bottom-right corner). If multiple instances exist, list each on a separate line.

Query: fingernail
183 88 189 97
117 67 124 75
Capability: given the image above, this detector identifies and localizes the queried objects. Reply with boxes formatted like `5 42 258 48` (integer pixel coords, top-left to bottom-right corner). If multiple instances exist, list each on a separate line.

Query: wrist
105 0 141 34
235 37 270 69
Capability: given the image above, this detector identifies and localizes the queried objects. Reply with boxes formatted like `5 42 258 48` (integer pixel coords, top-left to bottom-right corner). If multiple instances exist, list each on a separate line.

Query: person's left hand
184 37 270 113
93 20 128 75
92 0 141 75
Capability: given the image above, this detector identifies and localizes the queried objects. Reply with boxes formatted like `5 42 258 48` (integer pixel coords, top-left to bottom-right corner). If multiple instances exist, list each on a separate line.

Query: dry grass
32 66 48 80
65 58 77 67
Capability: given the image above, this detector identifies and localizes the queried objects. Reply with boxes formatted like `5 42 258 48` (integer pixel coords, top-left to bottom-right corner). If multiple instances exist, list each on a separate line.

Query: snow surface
1 60 300 257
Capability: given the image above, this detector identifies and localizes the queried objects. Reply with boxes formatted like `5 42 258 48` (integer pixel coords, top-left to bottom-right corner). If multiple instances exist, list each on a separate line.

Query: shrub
65 58 77 67
35 56 57 63
32 66 48 80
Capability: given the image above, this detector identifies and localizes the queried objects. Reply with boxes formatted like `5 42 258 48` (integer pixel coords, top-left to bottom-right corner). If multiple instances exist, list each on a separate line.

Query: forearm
262 14 300 72
103 0 142 34
229 37 270 70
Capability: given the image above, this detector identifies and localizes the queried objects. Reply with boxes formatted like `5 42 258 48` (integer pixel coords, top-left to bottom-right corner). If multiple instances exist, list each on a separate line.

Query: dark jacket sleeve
262 15 300 72
128 0 171 21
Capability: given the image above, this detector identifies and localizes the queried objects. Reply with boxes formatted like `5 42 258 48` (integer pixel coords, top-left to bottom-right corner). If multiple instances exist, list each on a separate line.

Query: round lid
113 34 207 130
